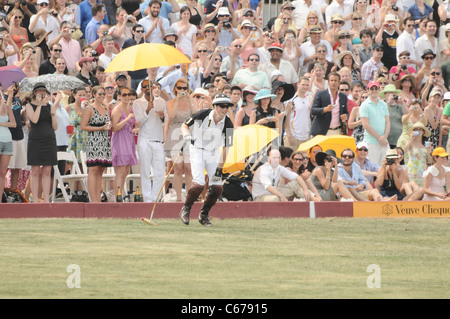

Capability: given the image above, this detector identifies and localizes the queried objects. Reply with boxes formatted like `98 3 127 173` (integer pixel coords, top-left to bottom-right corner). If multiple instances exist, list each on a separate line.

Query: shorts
8 139 29 169
0 141 13 156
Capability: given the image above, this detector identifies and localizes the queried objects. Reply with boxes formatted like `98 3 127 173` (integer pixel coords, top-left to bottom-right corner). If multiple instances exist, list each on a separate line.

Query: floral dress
425 115 440 150
406 146 428 187
86 107 112 167
67 104 87 164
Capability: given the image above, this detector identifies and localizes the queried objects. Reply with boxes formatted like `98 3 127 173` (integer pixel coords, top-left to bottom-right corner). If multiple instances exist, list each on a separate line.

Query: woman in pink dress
111 87 137 199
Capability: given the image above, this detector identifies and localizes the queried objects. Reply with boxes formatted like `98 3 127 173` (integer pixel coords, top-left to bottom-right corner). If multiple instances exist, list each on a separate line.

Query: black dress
27 103 57 166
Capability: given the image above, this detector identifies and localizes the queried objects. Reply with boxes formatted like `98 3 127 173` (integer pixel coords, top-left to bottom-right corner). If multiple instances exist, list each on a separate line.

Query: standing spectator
25 82 57 203
133 79 166 202
310 72 349 137
75 0 109 43
0 29 18 66
424 87 443 150
249 88 281 132
109 8 135 49
122 24 147 90
97 36 116 69
29 0 60 44
85 3 107 45
52 21 82 74
405 0 433 25
396 17 421 68
220 39 243 80
443 98 450 153
360 81 391 166
380 84 408 148
300 25 333 75
306 43 335 77
14 43 38 78
80 86 112 203
138 0 169 44
76 56 99 87
0 87 16 199
292 0 325 31
423 147 450 201
284 77 312 150
361 43 384 86
260 42 299 85
65 87 87 165
238 19 263 68
415 18 439 68
39 42 68 75
415 49 436 90
231 53 269 90
164 78 196 202
335 50 361 82
204 0 230 26
338 80 358 136
325 0 353 31
357 29 373 67
8 9 29 55
234 87 257 128
403 121 431 187
117 0 143 21
374 14 400 71
111 86 138 199
171 6 197 58
216 7 239 50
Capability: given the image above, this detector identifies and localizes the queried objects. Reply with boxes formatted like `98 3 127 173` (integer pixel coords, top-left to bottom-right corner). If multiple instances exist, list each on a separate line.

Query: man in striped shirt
361 43 384 86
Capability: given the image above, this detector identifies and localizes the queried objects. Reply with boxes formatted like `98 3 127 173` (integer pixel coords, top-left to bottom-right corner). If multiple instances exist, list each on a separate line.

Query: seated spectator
310 150 356 201
423 147 450 201
305 144 322 172
252 149 312 202
337 148 395 201
376 148 424 201
354 141 379 185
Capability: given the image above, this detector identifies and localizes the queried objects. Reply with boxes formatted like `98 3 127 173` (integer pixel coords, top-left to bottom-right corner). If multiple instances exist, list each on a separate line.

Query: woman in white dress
171 6 197 59
423 147 450 201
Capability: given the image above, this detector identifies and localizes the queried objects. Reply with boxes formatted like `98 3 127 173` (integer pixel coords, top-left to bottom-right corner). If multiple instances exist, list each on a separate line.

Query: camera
283 19 289 24
20 0 26 6
51 10 58 17
393 95 398 100
103 31 108 36
401 64 407 70
223 21 231 28
180 92 186 96
392 5 398 11
127 15 132 20
326 155 332 163
386 158 395 165
250 26 257 31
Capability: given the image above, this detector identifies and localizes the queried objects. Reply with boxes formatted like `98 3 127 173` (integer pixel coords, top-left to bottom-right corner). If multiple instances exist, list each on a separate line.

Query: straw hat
331 14 344 23
190 87 209 98
411 121 431 138
394 74 416 89
335 50 359 69
386 149 399 159
34 29 52 47
334 30 351 42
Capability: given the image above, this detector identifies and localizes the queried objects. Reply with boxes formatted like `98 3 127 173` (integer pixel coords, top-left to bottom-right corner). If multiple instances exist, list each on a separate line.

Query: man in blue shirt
338 148 389 201
122 24 148 90
85 3 107 45
75 0 109 42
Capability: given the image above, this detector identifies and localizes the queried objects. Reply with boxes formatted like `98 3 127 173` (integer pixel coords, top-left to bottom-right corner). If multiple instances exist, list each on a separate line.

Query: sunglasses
135 30 145 33
339 88 349 92
198 50 208 53
121 93 132 97
53 49 62 52
248 58 259 62
141 85 149 89
339 35 351 40
205 30 215 33
406 24 415 28
97 92 106 96
194 95 205 99
370 87 379 91
215 58 222 62
39 3 49 6
375 49 384 52
352 17 363 21
105 86 114 90
361 95 368 99
216 104 231 108
317 50 327 53
177 86 188 90
358 148 368 152
431 72 441 76
293 157 304 161
15 16 23 19
424 56 435 60
332 21 344 24
234 44 242 48
342 154 354 159
399 56 409 59
379 82 388 86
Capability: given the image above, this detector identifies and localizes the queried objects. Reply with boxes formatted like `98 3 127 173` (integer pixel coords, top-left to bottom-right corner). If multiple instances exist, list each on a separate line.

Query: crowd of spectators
1 0 450 203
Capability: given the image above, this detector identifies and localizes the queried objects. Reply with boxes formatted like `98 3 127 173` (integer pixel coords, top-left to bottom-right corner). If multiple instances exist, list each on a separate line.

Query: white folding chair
52 151 89 203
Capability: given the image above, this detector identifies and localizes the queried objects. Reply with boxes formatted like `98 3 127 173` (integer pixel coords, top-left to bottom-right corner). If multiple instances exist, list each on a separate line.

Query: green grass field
0 217 449 299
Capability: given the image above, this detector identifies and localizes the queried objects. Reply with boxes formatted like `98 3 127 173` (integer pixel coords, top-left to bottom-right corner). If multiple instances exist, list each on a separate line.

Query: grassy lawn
0 217 449 299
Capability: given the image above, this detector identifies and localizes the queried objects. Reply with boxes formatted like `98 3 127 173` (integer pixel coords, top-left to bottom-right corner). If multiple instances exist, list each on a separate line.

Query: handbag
70 190 90 202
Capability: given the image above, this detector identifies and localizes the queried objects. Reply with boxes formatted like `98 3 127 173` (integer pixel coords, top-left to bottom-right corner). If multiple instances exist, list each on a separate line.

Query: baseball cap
268 42 283 52
443 92 450 100
367 81 380 89
432 147 450 157
78 56 94 66
116 73 127 80
356 141 369 150
37 0 49 4
372 43 383 50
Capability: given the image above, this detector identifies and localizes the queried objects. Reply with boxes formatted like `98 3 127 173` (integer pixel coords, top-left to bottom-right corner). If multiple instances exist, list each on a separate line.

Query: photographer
29 0 60 44
216 7 239 54
374 14 400 70
376 149 424 201
380 84 409 148
389 51 417 82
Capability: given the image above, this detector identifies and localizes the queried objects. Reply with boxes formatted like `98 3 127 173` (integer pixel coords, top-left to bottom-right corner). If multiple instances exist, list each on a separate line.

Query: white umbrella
19 74 86 92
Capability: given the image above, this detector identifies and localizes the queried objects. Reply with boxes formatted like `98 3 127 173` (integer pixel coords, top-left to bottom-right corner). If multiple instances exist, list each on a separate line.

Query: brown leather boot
199 185 223 226
180 183 204 225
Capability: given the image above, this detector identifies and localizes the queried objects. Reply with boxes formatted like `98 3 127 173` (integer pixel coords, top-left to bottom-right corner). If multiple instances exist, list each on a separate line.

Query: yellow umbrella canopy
297 135 356 158
105 43 192 73
223 125 279 174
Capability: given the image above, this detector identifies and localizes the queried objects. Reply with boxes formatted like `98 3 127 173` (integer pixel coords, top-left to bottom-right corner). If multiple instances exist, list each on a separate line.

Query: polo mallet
141 140 188 226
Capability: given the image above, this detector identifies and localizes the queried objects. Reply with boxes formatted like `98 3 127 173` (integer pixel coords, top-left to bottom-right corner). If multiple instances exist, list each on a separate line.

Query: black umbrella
271 80 295 102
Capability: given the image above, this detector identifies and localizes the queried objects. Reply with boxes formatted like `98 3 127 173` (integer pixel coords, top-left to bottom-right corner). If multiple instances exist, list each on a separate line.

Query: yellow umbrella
223 125 279 174
297 135 356 158
105 43 192 73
